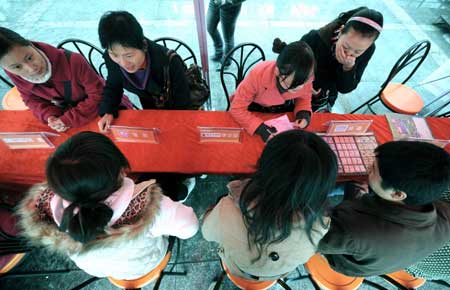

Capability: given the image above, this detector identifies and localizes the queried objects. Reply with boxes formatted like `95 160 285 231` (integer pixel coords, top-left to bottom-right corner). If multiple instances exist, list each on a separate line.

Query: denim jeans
206 0 242 59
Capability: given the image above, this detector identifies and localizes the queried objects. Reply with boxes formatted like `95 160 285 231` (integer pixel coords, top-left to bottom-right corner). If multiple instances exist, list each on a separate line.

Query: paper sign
0 132 59 149
198 127 243 143
109 126 159 144
263 114 295 133
326 120 372 135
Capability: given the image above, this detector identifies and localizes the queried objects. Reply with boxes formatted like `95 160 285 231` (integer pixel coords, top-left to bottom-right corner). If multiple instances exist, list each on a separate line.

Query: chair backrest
220 43 265 111
153 37 197 66
0 75 13 88
379 40 431 94
56 38 107 78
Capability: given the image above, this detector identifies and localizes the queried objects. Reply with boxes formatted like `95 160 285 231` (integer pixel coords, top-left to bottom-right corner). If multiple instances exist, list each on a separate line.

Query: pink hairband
347 16 382 33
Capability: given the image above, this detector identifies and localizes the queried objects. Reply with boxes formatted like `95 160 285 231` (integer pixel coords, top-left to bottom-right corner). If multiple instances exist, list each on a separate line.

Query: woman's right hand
98 114 114 133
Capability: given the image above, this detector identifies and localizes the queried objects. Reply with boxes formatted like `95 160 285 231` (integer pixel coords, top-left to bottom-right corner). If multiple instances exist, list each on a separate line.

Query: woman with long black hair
202 130 338 280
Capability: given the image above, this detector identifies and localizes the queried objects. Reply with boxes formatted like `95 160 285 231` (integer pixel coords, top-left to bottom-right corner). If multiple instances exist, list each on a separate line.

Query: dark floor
0 0 450 289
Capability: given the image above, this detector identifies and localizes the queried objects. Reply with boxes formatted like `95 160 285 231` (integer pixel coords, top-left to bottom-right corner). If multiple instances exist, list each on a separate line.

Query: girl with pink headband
299 6 384 112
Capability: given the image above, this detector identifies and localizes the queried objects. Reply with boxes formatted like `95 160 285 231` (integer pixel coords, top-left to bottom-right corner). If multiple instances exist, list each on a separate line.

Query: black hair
46 131 130 243
0 27 31 60
239 130 338 262
98 11 145 50
338 7 384 40
272 38 315 88
375 141 450 205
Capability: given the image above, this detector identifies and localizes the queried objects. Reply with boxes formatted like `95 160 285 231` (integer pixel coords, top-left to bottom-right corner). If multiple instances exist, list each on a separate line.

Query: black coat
99 38 190 116
300 20 375 96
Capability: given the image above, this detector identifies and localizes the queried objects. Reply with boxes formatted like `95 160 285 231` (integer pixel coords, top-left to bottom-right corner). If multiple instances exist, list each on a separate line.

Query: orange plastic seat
304 253 364 290
383 270 426 289
108 249 172 289
221 261 277 290
0 253 26 275
2 87 28 110
381 83 424 115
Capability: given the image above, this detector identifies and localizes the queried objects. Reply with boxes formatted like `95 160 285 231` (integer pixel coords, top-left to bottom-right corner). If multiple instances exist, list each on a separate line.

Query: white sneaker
179 177 196 203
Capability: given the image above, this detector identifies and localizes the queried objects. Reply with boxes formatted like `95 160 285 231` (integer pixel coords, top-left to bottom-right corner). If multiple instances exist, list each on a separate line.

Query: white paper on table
263 115 295 133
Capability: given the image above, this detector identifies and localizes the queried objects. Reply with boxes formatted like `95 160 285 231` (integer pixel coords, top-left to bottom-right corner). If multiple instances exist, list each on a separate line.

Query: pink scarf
50 177 135 227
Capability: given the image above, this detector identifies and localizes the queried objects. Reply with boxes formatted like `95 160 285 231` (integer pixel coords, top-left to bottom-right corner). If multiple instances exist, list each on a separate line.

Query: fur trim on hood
17 180 163 255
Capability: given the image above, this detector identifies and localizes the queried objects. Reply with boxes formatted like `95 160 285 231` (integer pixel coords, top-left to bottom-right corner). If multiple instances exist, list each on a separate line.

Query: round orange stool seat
385 270 426 289
381 83 424 115
304 253 363 290
222 261 277 290
2 87 28 110
108 250 172 289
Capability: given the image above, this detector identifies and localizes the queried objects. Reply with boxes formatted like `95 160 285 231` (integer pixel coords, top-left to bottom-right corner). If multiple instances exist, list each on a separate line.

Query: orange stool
108 237 185 290
1 87 28 110
0 253 26 275
381 270 426 289
380 83 424 115
210 260 291 290
304 253 364 290
0 204 28 276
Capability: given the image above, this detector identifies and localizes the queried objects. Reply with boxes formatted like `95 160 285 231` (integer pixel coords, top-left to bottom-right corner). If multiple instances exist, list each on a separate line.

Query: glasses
278 74 313 91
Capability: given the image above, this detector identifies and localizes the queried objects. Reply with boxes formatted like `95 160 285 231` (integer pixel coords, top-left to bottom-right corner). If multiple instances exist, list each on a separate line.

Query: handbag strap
62 49 73 107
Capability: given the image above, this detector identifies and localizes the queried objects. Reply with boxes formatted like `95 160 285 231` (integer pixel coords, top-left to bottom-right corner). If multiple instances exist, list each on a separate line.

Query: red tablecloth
0 110 449 185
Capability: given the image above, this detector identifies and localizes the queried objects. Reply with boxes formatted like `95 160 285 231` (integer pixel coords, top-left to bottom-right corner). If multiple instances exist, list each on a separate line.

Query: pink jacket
230 61 313 135
6 42 105 128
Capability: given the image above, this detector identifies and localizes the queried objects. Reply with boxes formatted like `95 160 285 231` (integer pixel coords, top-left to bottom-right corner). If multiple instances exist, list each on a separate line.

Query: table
0 110 449 186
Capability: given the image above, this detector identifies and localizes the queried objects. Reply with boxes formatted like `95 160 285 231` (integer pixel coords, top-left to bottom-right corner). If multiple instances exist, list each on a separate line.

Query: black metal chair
57 38 107 78
153 37 197 65
0 75 13 88
220 43 266 111
351 40 431 115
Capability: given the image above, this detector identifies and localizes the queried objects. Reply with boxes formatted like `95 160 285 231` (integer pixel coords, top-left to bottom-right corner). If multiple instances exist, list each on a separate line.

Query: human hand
98 114 114 133
312 87 322 96
255 123 277 142
47 116 69 132
335 44 356 70
293 118 308 129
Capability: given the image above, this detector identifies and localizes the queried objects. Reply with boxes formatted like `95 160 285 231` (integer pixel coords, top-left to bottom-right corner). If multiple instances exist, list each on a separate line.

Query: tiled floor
0 1 449 289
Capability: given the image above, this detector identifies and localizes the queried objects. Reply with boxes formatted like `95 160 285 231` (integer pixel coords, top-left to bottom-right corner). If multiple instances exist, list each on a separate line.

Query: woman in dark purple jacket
0 27 130 132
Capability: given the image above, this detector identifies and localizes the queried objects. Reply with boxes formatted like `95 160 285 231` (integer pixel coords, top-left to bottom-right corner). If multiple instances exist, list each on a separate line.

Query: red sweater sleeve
6 72 63 124
58 54 103 128
229 69 264 135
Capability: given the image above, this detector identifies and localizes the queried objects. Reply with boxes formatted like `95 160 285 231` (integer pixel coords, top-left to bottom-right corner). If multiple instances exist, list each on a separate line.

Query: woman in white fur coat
17 131 199 279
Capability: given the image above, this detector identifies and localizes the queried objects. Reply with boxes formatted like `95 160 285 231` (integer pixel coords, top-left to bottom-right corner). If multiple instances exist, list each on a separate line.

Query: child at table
17 131 199 279
202 130 338 281
230 38 315 142
0 27 131 132
299 6 383 112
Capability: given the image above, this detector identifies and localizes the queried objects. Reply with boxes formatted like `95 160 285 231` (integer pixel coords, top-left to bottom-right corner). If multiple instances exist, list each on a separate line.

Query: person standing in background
207 0 245 71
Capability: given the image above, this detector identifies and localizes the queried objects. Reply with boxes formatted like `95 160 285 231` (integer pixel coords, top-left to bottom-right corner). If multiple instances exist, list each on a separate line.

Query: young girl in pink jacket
230 38 315 142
